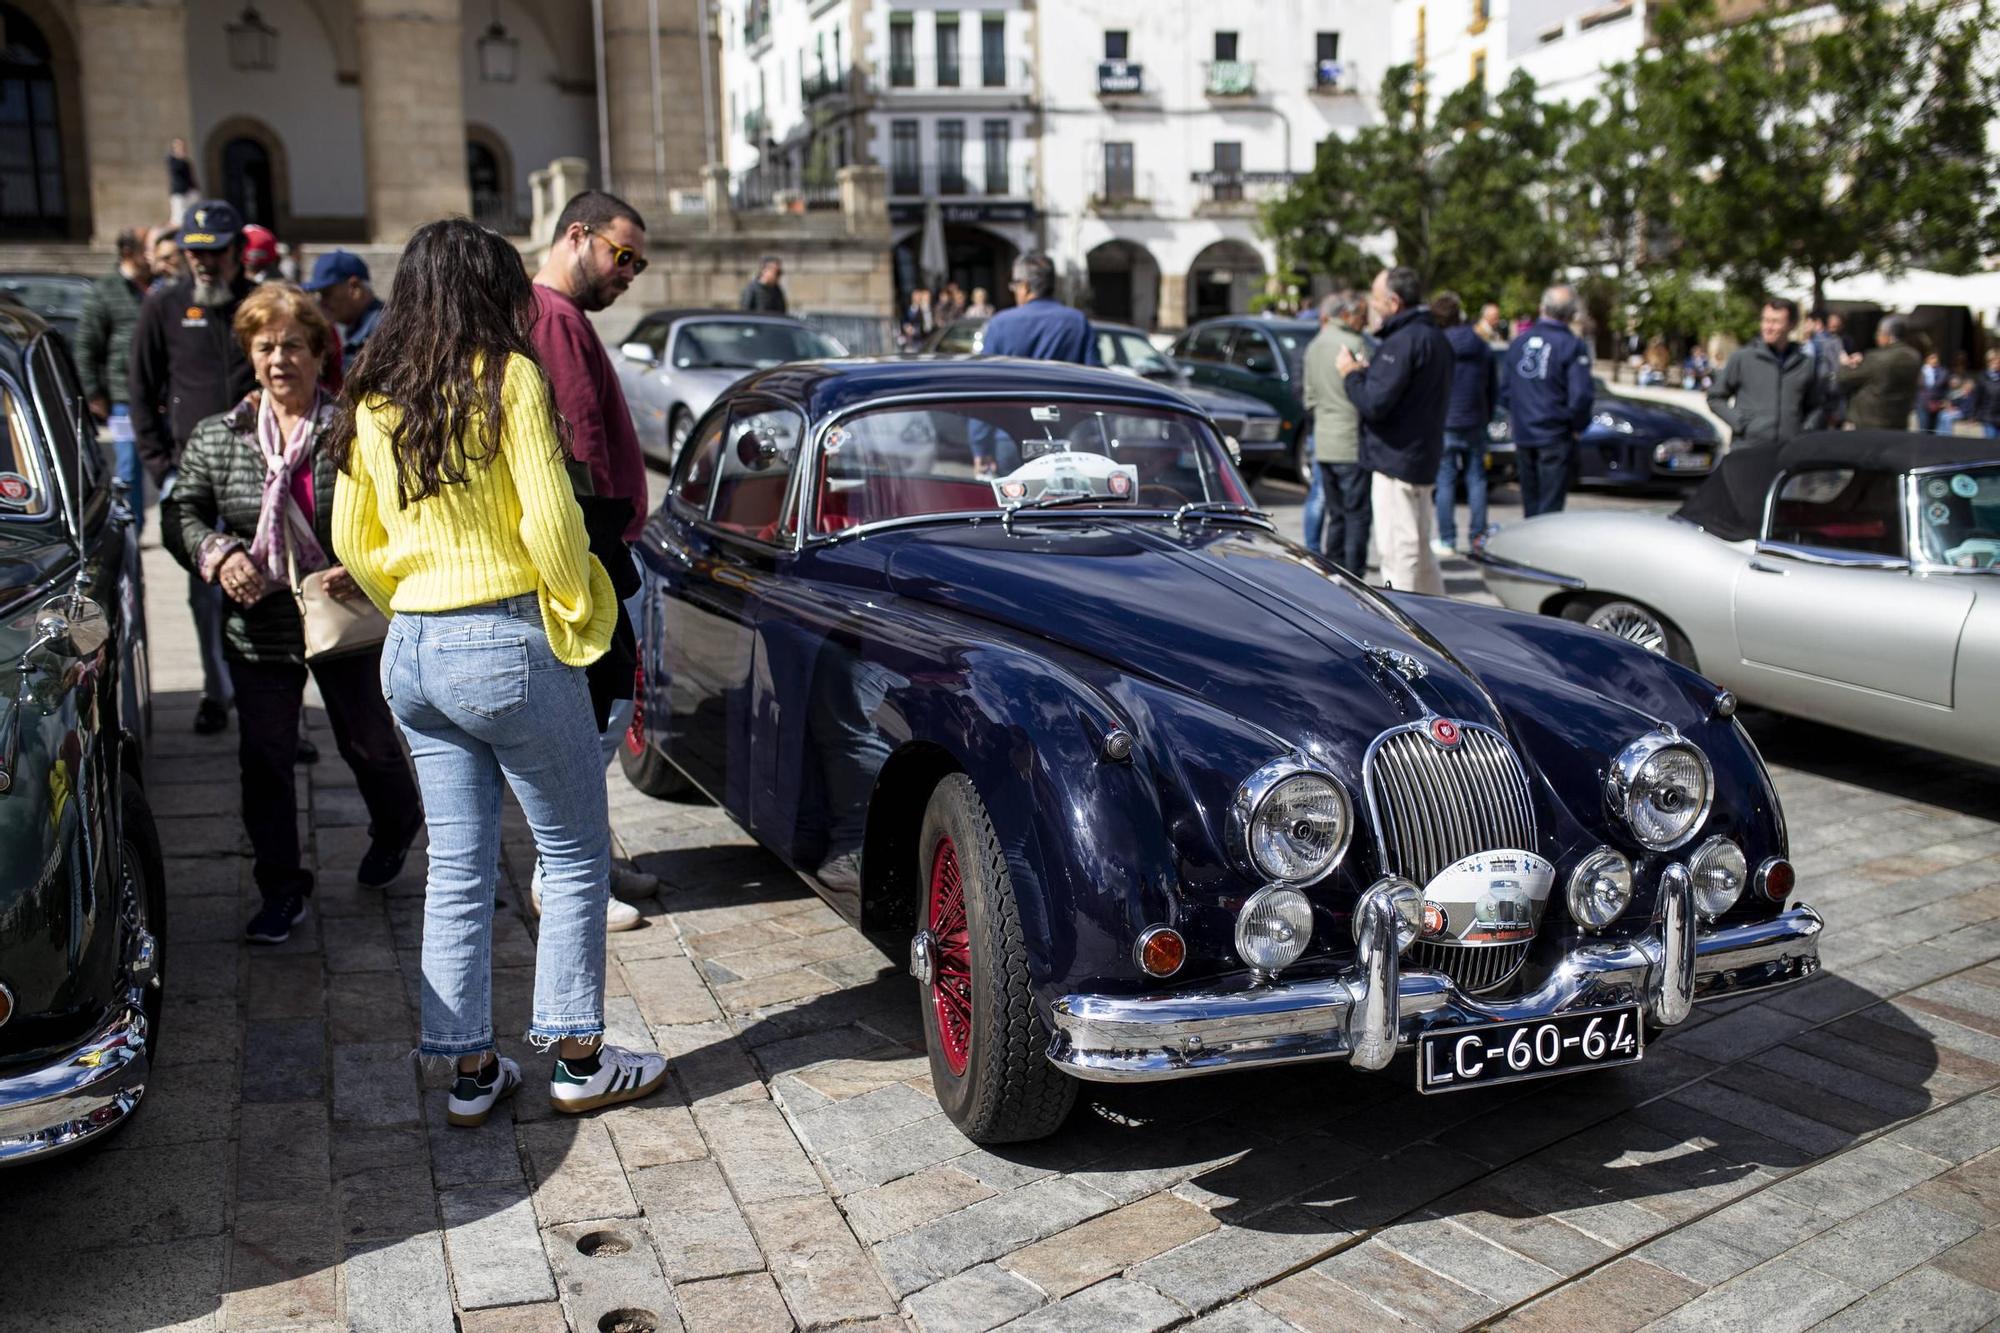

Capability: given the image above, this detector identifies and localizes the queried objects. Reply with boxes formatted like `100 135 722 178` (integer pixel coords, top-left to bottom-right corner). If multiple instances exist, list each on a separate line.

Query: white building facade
1034 0 1386 329
1390 0 1646 112
720 0 1040 307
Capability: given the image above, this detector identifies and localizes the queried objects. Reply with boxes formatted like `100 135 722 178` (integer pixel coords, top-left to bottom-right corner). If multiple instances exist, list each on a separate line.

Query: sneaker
193 697 229 735
530 883 643 932
1429 539 1457 558
550 1045 669 1114
357 840 411 888
245 894 307 944
610 863 661 902
446 1055 522 1127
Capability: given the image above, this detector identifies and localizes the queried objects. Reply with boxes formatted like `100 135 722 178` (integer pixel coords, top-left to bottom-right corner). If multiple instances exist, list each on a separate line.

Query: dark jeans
230 649 423 904
1516 440 1574 519
1435 429 1489 545
1307 461 1372 575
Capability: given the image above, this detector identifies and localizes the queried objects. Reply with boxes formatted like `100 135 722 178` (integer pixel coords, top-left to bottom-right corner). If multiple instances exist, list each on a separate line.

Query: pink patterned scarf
247 390 328 584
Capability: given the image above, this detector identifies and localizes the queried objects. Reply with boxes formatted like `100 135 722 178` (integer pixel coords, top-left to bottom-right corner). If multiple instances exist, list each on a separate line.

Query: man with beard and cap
527 189 658 926
130 199 259 736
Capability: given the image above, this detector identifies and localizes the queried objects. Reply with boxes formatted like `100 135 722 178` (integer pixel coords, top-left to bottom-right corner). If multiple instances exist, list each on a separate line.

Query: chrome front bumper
0 1004 152 1164
1047 871 1822 1082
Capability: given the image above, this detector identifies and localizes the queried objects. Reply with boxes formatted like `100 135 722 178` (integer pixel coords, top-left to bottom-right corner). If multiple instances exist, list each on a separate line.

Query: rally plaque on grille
1417 1004 1643 1094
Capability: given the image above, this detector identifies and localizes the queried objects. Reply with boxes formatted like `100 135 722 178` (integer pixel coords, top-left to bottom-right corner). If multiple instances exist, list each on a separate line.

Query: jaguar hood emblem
1364 644 1428 681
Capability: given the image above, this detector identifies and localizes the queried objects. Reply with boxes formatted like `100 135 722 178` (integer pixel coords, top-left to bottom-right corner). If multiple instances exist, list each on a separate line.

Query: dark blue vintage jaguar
624 359 1822 1142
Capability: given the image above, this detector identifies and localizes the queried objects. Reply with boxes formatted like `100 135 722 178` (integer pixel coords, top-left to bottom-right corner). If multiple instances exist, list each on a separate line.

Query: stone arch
1084 239 1161 330
0 0 87 238
1186 238 1266 324
464 122 516 233
203 115 291 232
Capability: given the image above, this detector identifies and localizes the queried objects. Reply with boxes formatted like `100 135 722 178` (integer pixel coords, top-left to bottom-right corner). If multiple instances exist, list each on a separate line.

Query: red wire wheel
624 661 647 756
927 836 973 1077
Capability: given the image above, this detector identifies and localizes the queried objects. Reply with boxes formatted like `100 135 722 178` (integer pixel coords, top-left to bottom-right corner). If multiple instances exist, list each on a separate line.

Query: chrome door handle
1748 561 1786 574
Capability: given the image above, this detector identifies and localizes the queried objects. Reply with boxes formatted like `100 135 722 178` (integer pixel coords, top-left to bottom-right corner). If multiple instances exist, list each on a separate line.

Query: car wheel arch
860 740 961 937
1555 591 1699 670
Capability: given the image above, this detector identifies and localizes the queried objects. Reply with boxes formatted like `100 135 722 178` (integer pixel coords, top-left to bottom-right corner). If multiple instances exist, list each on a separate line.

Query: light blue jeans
380 593 609 1058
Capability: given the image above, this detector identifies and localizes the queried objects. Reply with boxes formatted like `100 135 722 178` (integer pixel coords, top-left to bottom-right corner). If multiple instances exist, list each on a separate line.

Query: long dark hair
326 218 564 507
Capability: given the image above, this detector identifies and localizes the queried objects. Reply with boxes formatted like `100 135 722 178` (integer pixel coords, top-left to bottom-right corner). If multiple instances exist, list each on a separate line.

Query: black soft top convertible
1675 430 2000 541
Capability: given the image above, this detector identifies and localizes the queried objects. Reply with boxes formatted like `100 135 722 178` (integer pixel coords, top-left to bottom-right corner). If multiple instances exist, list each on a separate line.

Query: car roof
640 309 808 326
727 356 1212 417
1184 315 1318 335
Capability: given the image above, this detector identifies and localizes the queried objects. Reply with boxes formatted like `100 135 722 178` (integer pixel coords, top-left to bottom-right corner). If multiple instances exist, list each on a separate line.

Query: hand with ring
218 550 271 607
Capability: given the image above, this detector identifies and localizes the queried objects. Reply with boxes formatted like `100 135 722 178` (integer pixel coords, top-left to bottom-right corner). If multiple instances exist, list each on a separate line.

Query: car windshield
674 322 845 370
1096 330 1177 378
1916 465 2000 570
813 399 1246 534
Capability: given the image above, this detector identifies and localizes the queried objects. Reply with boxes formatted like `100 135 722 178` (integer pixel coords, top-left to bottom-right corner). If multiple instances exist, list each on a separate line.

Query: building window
1103 142 1134 202
981 14 1006 86
1471 0 1490 30
983 119 1009 193
891 119 920 193
1105 29 1129 60
890 14 915 87
939 120 966 194
935 12 960 87
1212 141 1242 201
1214 31 1238 61
1471 49 1487 86
1314 32 1344 89
1317 32 1340 62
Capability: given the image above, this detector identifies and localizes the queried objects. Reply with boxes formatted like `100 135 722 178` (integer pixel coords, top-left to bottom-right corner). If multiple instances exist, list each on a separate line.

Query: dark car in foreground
1487 377 1722 489
621 358 1821 1142
614 310 847 467
0 298 163 1165
1167 315 1318 484
922 318 1288 469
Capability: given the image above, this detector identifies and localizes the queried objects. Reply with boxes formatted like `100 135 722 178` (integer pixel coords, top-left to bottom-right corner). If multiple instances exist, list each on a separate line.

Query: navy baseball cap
179 199 242 250
303 250 371 292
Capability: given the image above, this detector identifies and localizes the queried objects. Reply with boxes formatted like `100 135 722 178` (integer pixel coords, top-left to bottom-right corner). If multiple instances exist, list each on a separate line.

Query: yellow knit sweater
332 354 615 667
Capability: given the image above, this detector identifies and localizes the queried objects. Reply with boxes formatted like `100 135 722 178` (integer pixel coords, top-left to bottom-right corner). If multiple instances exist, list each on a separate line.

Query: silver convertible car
615 310 846 467
1474 431 2000 767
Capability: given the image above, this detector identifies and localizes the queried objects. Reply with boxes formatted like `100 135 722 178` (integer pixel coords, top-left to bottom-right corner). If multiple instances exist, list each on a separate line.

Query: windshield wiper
1001 491 1117 533
1172 500 1273 530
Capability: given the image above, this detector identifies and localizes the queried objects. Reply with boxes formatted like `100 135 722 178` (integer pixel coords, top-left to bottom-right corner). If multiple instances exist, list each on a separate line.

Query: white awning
1820 267 2000 316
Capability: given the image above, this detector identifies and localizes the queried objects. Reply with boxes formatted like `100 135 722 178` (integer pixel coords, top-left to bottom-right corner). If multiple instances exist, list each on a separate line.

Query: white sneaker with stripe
549 1044 669 1113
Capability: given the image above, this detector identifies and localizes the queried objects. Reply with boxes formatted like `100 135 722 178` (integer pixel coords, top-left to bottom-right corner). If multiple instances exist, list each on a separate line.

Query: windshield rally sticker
0 472 32 505
989 450 1138 508
1421 850 1556 944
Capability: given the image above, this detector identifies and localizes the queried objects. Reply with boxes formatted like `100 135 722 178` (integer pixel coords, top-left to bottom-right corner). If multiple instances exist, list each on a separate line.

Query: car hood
880 519 1512 759
1597 392 1718 441
1161 379 1279 419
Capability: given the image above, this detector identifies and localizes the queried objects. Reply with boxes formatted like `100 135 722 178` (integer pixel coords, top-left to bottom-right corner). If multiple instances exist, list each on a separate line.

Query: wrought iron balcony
1204 59 1256 96
1097 60 1144 95
1310 59 1360 94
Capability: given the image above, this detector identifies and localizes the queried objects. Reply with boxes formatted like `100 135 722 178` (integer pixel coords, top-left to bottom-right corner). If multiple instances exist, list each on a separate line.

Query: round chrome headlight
1234 762 1352 884
1689 837 1748 917
1567 847 1633 930
1236 885 1314 972
1605 731 1713 852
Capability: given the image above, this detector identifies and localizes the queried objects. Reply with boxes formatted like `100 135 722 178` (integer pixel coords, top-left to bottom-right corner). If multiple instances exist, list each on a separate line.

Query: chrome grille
1367 722 1539 995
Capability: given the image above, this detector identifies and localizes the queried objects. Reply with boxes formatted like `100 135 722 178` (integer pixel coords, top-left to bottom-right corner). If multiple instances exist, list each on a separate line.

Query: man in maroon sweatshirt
530 189 658 919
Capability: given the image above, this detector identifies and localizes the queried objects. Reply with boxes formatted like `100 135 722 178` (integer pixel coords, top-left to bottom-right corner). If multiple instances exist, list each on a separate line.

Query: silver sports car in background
1474 431 2000 766
614 310 846 467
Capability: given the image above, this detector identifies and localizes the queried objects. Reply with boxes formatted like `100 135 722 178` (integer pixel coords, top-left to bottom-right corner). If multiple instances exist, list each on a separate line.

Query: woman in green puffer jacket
161 282 421 945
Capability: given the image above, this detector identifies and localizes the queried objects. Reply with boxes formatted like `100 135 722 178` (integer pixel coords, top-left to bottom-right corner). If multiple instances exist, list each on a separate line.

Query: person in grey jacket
1707 298 1825 450
1300 289 1373 574
75 229 153 528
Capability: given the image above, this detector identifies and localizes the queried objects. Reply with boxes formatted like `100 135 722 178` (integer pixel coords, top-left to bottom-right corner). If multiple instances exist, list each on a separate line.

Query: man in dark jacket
76 228 153 530
741 256 788 312
128 199 258 735
1976 347 2000 439
1707 297 1825 450
1837 316 1923 430
1435 291 1497 553
1499 285 1595 517
1336 266 1452 594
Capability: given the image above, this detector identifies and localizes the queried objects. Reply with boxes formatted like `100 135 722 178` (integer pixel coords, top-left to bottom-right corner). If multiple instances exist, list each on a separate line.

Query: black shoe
245 894 308 944
296 737 320 765
357 840 410 889
193 698 228 735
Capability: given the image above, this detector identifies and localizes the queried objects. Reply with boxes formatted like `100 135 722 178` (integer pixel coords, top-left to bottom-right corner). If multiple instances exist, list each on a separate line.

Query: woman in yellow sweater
329 220 667 1125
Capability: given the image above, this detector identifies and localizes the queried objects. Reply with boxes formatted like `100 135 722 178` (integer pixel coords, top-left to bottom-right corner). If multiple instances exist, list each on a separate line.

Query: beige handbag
286 527 389 662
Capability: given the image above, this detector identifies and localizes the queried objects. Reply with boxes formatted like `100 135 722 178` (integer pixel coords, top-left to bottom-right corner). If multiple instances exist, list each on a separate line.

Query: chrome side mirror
30 594 110 661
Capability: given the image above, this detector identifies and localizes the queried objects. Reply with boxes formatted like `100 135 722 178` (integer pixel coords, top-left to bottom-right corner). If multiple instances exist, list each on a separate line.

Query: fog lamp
1135 926 1186 978
1567 847 1633 930
1235 885 1313 972
1689 837 1748 917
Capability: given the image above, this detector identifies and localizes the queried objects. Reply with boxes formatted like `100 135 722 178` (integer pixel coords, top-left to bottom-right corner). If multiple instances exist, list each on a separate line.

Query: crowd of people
87 184 676 1127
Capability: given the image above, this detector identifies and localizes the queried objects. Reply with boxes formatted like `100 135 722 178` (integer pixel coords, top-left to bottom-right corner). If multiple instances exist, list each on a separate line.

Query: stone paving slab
11 503 2000 1331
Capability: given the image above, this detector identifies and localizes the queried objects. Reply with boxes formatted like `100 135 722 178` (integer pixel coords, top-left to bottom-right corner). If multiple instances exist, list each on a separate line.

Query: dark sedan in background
922 318 1290 473
1488 377 1721 490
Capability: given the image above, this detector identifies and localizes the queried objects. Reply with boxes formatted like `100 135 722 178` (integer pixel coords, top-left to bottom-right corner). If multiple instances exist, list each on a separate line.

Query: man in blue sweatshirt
1434 291 1497 553
1499 285 1595 518
973 252 1099 476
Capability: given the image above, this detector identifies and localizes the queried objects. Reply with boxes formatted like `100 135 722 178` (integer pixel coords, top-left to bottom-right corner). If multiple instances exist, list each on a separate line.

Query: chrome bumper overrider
1047 872 1822 1082
0 1005 151 1164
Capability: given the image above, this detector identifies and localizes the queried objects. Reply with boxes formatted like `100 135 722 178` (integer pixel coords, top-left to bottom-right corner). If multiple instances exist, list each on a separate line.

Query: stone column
1159 273 1189 331
702 163 734 234
838 165 886 238
600 0 711 219
76 0 193 243
355 0 468 243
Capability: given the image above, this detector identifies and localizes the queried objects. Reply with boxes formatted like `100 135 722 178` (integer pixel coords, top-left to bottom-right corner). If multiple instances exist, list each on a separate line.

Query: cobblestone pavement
9 483 2000 1333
